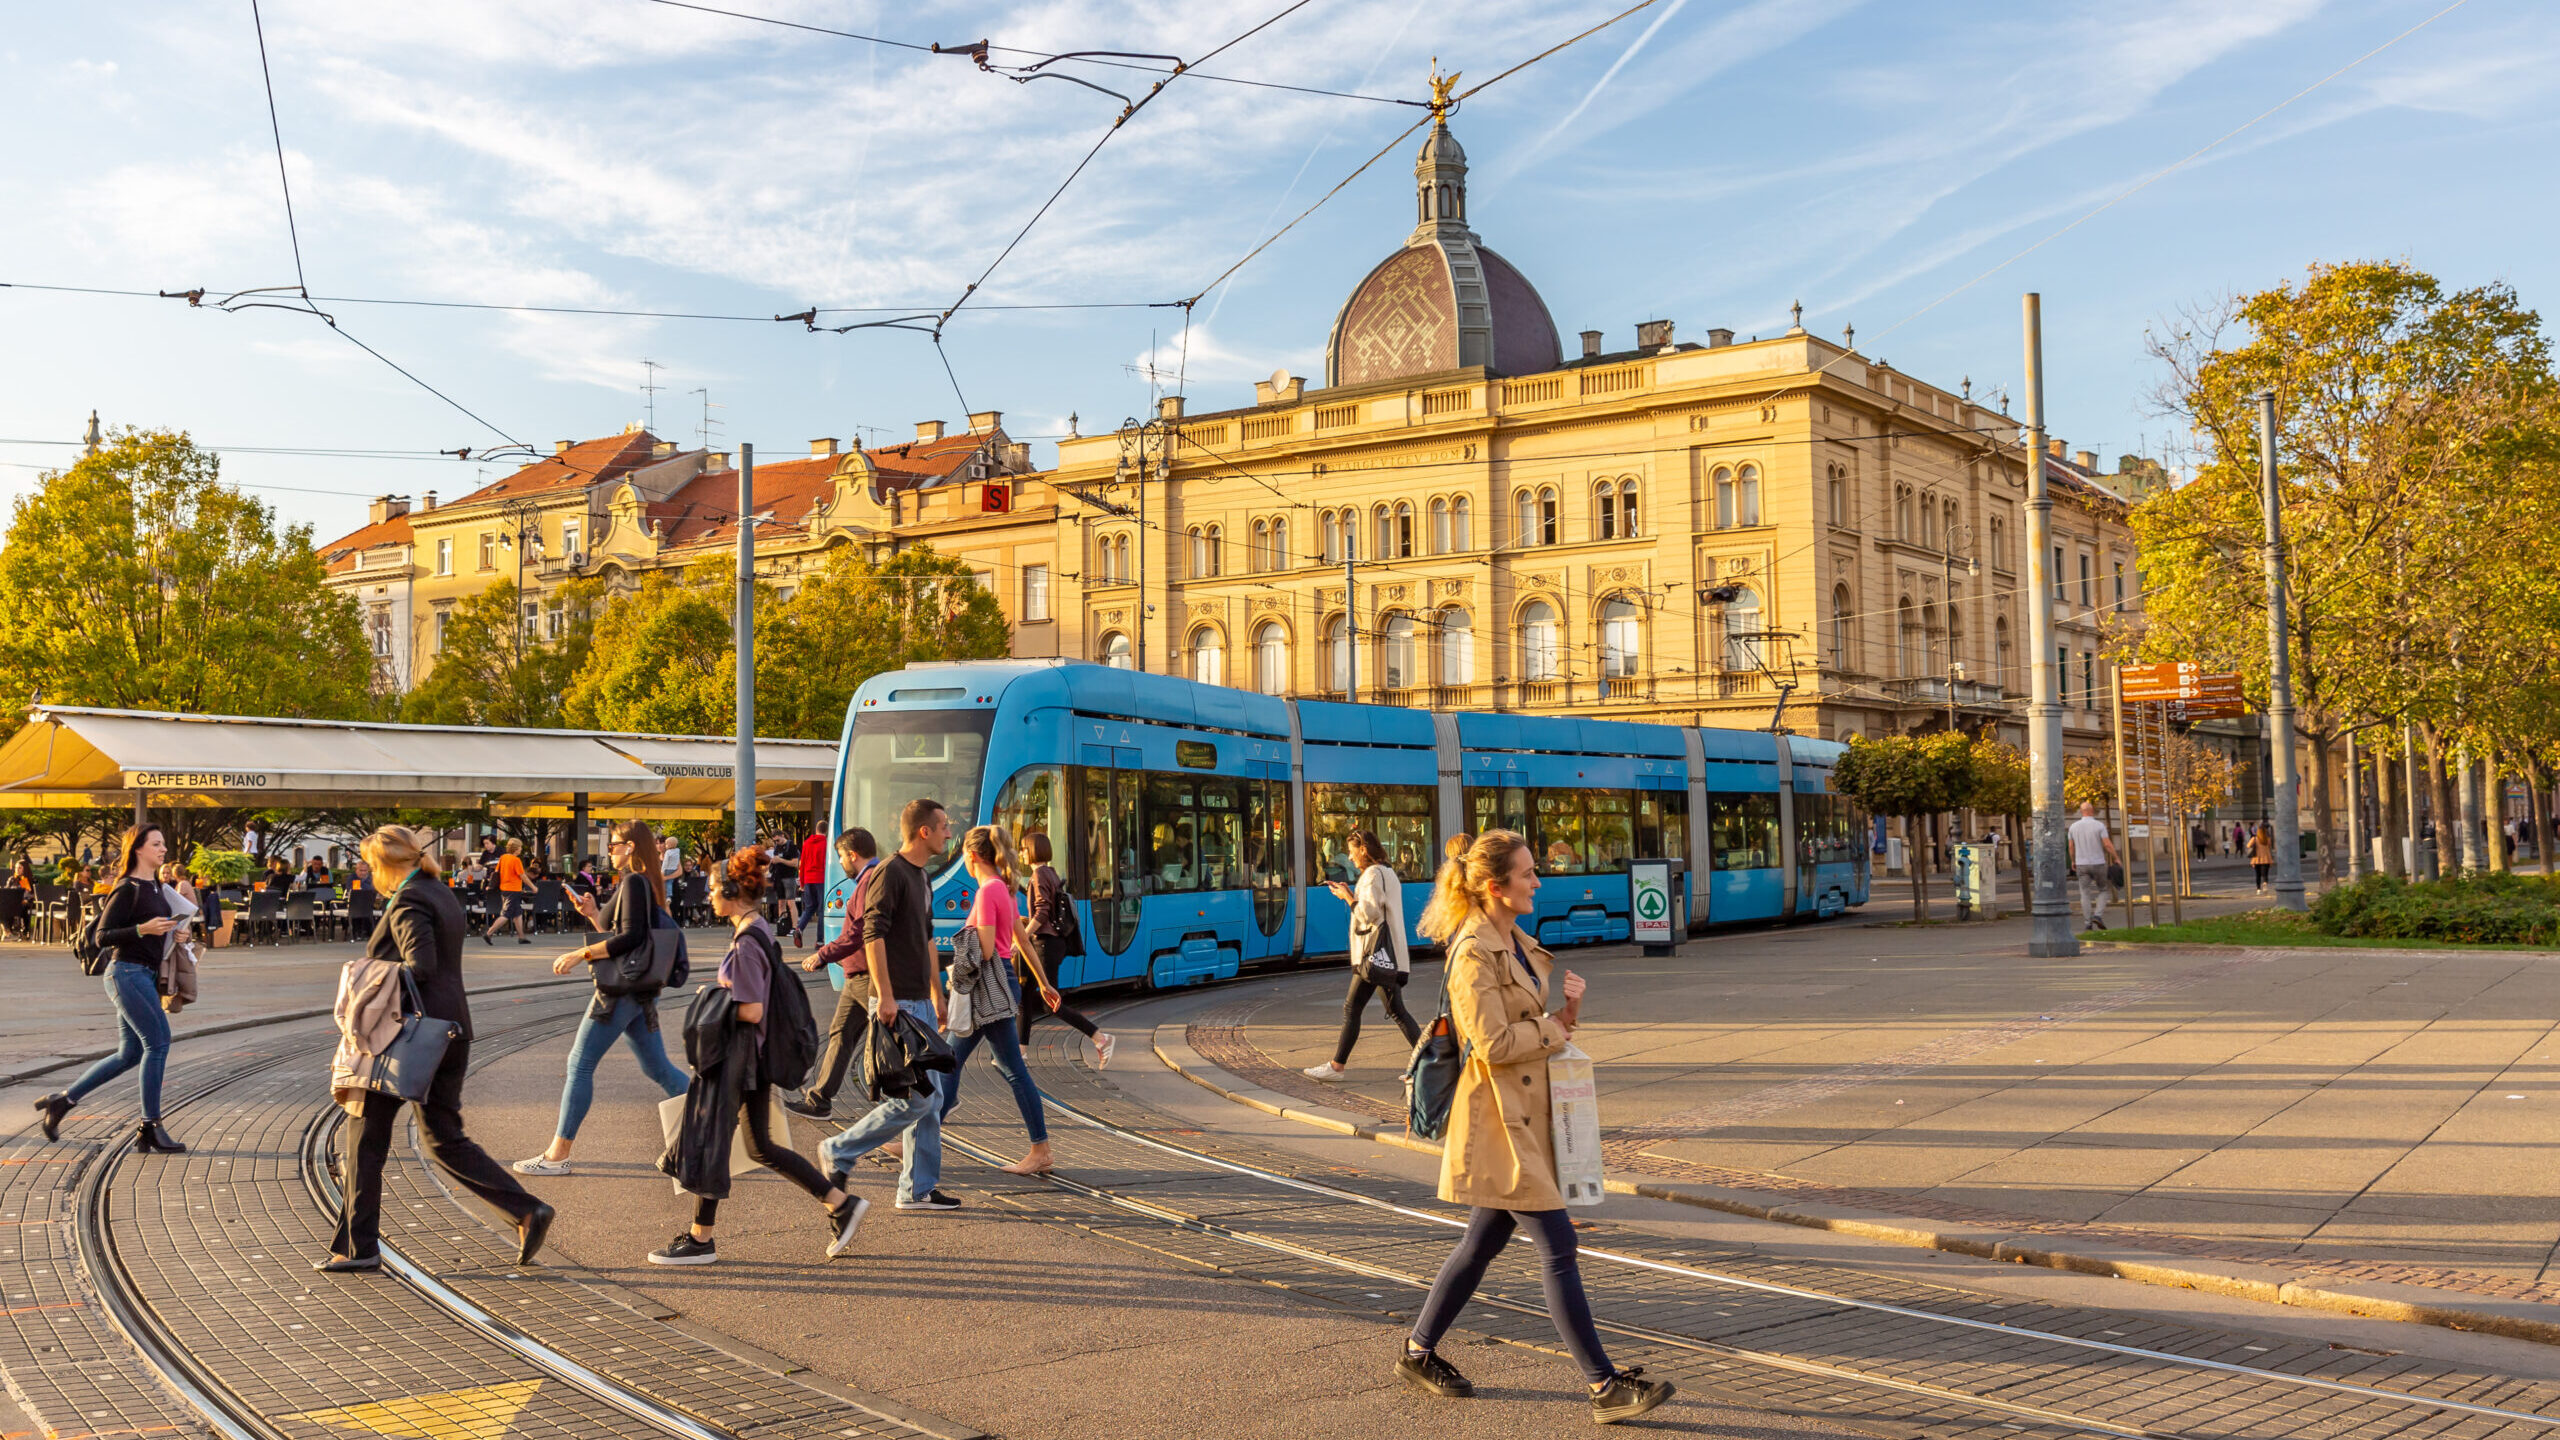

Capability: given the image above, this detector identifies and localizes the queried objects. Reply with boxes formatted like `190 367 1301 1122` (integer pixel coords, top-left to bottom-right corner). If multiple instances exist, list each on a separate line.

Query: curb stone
1150 1023 2560 1347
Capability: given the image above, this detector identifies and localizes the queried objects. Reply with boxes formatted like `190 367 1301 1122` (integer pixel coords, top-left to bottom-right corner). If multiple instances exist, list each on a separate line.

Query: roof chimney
1579 329 1603 359
1157 395 1185 420
420 490 437 511
554 440 575 455
1706 327 1734 348
706 451 730 473
368 495 410 526
966 410 1001 435
915 420 946 443
2046 438 2066 458
2074 450 2098 471
810 437 841 457
652 441 677 459
1635 319 1674 352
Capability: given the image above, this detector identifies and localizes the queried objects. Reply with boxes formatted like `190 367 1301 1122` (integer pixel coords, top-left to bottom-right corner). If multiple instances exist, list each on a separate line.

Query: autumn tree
561 562 741 736
1830 731 1980 921
1968 737 2031 874
0 429 374 738
403 578 602 729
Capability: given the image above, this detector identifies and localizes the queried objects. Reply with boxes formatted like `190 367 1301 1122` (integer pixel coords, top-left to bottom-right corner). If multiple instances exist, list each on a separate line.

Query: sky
4 0 2554 547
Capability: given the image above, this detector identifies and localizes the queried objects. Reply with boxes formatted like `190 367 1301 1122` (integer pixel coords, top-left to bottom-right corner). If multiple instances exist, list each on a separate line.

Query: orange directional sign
2170 698 2247 721
2122 663 2242 702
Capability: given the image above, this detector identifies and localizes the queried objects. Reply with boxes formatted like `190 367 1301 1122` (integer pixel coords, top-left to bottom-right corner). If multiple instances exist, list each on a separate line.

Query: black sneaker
1590 1368 1673 1425
782 1093 833 1120
1395 1348 1474 1398
648 1232 718 1265
519 937 533 946
825 1195 871 1257
894 1190 962 1212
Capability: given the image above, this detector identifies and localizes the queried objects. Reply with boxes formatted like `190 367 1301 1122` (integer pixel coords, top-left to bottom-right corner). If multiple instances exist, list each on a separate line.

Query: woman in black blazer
33 825 186 1152
317 826 552 1274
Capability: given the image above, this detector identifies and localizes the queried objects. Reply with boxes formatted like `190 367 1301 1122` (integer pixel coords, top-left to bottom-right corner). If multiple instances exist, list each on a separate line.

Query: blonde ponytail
1417 828 1531 943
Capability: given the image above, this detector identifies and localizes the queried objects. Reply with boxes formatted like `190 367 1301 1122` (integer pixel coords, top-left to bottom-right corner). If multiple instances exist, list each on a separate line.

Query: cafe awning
0 706 836 816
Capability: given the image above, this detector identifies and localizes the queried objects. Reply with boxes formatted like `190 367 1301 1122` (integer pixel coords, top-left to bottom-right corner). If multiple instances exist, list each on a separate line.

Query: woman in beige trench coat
1395 830 1674 1426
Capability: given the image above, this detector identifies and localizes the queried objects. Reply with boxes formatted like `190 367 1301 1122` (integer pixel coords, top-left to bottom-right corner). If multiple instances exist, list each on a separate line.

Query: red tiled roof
866 430 992 489
649 454 847 550
443 431 664 507
319 512 414 576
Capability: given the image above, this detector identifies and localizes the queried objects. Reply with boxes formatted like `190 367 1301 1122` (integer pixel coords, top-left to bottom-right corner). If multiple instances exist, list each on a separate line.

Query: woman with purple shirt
649 848 866 1266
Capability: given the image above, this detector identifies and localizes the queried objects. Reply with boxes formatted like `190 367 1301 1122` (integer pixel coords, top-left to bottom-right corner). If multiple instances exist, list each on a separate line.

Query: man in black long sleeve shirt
817 800 959 1214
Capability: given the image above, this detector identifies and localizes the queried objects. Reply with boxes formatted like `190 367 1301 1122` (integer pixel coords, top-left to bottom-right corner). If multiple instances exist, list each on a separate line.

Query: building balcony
1881 676 2012 709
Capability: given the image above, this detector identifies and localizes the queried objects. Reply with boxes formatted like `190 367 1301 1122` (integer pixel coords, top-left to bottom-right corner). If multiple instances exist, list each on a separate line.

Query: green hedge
2311 872 2560 946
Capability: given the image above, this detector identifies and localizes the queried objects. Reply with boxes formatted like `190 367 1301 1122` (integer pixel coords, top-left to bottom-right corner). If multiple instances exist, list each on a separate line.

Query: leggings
1331 970 1421 1067
2253 863 2271 887
1410 1207 1614 1385
693 1084 834 1227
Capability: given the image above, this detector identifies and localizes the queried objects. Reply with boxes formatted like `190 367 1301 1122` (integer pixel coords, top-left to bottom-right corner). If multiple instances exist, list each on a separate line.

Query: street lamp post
2021 294 2078 957
2258 393 2307 911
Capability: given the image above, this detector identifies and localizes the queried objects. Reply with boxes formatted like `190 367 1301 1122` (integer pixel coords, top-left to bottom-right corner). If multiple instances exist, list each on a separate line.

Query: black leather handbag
588 901 686 995
358 971 460 1103
1404 954 1471 1141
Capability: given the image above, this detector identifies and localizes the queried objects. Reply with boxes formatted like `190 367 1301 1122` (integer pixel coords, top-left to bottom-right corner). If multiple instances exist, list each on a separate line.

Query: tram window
1246 774 1291 933
843 709 991 876
1633 790 1688 861
1534 791 1587 874
1307 782 1437 883
1525 787 1644 875
991 766 1064 862
1080 766 1116 903
1142 773 1246 893
1709 792 1782 870
1466 784 1530 841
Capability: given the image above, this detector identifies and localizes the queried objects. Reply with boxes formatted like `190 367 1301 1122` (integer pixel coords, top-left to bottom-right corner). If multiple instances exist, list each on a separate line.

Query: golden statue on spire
1428 59 1461 120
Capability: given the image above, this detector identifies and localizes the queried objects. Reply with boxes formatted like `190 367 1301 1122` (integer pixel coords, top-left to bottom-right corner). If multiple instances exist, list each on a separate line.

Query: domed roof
1322 119 1561 388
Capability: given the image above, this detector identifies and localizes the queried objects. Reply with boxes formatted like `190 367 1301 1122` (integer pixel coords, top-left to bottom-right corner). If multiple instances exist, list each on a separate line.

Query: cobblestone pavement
1188 915 2560 1305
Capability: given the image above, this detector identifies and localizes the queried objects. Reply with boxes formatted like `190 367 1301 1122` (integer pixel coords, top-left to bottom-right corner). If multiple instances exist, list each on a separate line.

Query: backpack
73 888 116 976
750 926 821 1091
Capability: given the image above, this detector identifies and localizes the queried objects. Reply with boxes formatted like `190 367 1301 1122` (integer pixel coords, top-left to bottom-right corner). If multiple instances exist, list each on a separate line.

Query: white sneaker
825 1195 870 1258
1303 1062 1346 1083
1094 1032 1118 1070
513 1155 571 1176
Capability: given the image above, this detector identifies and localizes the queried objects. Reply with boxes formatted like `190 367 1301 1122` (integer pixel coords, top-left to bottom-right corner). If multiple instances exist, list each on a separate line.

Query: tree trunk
1906 816 1929 920
2423 725 2458 877
2457 749 2486 875
2486 751 2509 874
2378 741 2408 877
2531 759 2556 879
2307 731 2339 888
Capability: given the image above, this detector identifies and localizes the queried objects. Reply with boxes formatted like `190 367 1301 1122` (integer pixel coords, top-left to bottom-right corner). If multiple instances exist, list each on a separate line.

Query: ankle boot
33 1093 71 1142
133 1120 187 1154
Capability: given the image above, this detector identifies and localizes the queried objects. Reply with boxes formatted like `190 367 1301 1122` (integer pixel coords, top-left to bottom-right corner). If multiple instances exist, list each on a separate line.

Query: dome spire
1413 60 1472 246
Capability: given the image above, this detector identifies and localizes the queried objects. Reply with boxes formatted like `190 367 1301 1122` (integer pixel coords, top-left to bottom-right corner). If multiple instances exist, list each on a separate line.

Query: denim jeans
553 994 690 1141
940 973 1046 1144
818 998 944 1202
66 961 170 1119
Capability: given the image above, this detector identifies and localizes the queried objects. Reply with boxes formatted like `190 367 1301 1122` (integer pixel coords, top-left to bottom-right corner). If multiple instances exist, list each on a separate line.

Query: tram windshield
842 709 994 875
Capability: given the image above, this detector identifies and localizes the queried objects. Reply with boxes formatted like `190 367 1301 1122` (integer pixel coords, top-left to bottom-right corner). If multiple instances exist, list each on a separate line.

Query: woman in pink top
939 827 1053 1175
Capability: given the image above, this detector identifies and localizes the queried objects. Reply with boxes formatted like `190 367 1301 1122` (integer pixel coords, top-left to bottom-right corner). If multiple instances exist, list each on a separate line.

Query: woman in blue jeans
514 822 688 1176
939 827 1052 1176
34 824 188 1153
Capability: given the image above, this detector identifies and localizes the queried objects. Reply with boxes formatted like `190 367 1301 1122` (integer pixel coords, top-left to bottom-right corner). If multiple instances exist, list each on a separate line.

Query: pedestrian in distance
817 797 962 1215
767 834 802 944
1304 829 1419 1083
785 827 881 1120
938 826 1052 1176
1013 832 1113 1070
650 847 865 1265
481 837 532 947
34 824 190 1153
1396 830 1673 1425
791 828 827 947
2250 821 2275 893
316 827 552 1273
2067 802 2120 931
513 822 692 1176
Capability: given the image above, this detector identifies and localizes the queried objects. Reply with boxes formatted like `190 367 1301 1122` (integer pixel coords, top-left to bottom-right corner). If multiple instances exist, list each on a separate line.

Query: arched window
1393 501 1414 557
1831 584 1853 670
1250 518 1270 572
1513 489 1535 547
1995 615 2012 689
1326 614 1351 694
1373 504 1392 561
1270 517 1288 570
1896 595 1918 676
1990 516 2007 569
1101 631 1132 669
1723 587 1762 671
1438 607 1473 685
1520 601 1559 681
1618 479 1639 537
1947 599 1963 666
1714 467 1735 529
1254 621 1288 694
1205 524 1222 576
1536 487 1558 545
1943 500 1960 552
1382 612 1417 689
1430 497 1450 554
1919 492 1937 547
1600 597 1640 678
1450 494 1471 551
1827 465 1846 527
1895 486 1914 539
1187 526 1206 579
1190 626 1223 685
1117 535 1132 581
1321 510 1342 564
1595 482 1617 540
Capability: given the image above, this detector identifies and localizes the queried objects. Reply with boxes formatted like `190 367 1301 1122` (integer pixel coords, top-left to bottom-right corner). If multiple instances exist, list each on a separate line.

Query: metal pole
1342 546 1358 702
2346 731 2368 880
2403 722 2421 875
2109 664 2131 911
2258 392 2306 910
2022 294 2078 955
734 442 757 853
572 792 589 871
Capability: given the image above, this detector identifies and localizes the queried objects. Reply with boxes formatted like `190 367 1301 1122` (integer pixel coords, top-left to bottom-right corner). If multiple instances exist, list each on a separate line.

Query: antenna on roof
641 360 665 433
689 388 725 450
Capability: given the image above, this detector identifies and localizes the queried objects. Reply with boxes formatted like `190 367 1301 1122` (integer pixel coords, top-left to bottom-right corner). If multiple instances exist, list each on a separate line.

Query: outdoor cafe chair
345 887 376 940
531 880 564 934
283 891 316 944
246 891 283 946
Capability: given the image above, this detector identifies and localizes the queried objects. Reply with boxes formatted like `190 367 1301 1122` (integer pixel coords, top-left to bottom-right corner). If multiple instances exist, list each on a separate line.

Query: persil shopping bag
1549 1043 1604 1206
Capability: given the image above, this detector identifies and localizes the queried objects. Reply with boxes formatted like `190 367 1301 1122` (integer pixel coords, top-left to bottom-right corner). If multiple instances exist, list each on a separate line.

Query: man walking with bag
2069 802 2121 931
785 828 879 1120
819 800 961 1216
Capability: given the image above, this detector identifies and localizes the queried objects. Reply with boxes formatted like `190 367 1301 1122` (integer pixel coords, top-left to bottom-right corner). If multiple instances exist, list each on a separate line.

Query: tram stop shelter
0 706 840 840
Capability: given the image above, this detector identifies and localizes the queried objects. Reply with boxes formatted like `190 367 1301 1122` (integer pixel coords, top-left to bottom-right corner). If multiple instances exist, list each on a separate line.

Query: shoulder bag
1035 866 1085 959
588 887 686 995
1403 944 1471 1141
352 970 461 1104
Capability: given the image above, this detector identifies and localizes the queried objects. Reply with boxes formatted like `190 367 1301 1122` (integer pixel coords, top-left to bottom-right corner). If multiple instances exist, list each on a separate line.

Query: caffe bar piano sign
128 770 276 790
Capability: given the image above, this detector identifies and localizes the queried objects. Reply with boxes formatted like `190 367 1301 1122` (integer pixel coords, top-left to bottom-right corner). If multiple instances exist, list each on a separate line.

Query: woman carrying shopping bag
1395 830 1673 1426
1303 829 1418 1083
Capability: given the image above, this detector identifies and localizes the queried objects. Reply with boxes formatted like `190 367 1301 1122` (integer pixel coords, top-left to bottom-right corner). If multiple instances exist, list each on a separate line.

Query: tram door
1078 747 1147 982
1244 761 1293 962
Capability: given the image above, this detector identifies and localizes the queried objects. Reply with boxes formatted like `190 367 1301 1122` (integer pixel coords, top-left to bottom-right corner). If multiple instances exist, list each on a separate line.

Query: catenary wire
248 0 310 300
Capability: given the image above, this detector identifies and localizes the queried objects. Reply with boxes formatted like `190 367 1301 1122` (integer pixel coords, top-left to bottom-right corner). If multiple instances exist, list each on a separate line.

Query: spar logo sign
1629 860 1673 945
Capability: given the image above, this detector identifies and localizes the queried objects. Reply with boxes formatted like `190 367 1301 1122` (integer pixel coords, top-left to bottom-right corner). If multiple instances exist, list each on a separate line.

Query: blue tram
820 659 1869 990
